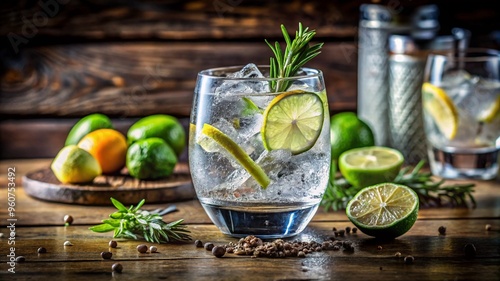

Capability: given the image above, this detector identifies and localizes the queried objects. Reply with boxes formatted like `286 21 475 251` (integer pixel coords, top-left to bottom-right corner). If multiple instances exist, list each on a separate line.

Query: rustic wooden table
1 159 499 280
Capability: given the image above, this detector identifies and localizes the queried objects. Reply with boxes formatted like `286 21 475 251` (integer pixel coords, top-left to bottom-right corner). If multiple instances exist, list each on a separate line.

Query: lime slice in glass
199 123 270 188
339 146 404 188
422 82 459 140
346 183 419 239
261 90 324 155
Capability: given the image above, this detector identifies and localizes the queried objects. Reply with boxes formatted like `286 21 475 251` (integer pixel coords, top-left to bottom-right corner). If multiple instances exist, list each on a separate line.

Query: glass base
428 145 499 180
200 201 319 239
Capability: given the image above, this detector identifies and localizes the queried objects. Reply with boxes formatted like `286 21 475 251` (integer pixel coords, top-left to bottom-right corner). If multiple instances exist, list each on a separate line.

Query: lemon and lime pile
51 113 185 184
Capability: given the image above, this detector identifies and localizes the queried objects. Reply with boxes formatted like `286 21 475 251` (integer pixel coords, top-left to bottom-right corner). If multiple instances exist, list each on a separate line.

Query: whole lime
65 113 113 146
330 112 375 162
51 145 102 183
127 115 186 156
126 137 177 180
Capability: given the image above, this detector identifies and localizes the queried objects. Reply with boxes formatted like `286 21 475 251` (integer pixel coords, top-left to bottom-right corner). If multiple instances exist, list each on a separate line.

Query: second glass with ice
189 64 330 238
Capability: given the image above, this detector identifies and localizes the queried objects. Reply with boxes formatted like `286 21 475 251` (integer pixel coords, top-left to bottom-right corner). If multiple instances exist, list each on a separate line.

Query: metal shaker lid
359 4 394 28
410 4 440 39
389 34 456 55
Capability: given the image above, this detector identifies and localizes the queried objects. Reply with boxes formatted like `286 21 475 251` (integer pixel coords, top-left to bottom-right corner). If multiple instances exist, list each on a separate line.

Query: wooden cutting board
22 163 196 205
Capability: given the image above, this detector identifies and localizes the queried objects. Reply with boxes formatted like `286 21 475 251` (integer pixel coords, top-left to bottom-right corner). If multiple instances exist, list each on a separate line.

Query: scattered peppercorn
101 251 113 259
485 224 492 231
63 215 73 225
338 230 346 237
195 240 204 248
137 244 148 253
37 247 47 254
404 255 414 264
150 246 158 253
63 241 73 246
377 245 383 251
112 263 123 273
212 246 226 258
352 227 358 234
345 227 351 234
333 231 339 237
379 267 383 270
204 243 214 251
16 256 25 263
0 233 4 238
332 227 337 231
438 226 447 235
109 240 118 248
394 252 402 258
464 243 476 258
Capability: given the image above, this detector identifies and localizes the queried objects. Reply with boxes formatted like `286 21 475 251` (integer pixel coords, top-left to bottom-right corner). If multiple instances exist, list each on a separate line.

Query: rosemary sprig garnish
89 198 191 243
321 160 476 211
265 22 323 92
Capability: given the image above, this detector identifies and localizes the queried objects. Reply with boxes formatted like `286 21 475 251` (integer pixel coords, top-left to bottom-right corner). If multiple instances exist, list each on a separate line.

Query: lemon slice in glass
199 123 270 188
478 95 500 123
346 183 419 239
422 82 459 140
339 146 404 188
261 90 324 155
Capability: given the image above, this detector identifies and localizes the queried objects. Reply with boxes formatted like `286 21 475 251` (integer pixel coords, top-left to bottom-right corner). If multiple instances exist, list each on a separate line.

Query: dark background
1 0 499 159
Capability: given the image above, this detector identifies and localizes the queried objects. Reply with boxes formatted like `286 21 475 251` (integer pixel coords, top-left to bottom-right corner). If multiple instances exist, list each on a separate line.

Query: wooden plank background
1 0 499 159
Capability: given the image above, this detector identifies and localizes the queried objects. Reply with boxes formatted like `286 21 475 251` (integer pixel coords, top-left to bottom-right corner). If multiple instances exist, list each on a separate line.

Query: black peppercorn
352 227 358 233
345 227 351 234
101 251 113 259
195 240 203 248
109 240 118 248
485 224 492 231
464 243 476 258
16 256 25 263
137 244 148 253
204 243 214 251
150 246 158 253
112 263 123 273
438 226 446 235
377 245 383 251
212 246 226 258
37 247 47 254
404 255 414 264
63 215 73 225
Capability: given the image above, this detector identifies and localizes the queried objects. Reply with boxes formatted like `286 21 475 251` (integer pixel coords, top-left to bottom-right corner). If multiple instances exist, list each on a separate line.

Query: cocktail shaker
357 4 403 146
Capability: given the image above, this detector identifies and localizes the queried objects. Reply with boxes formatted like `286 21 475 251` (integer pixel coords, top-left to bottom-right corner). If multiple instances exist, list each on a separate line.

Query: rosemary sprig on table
321 160 476 211
89 198 191 243
265 22 323 92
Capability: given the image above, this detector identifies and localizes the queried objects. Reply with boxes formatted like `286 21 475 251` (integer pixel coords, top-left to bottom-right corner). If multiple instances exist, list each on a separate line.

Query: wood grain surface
0 159 499 280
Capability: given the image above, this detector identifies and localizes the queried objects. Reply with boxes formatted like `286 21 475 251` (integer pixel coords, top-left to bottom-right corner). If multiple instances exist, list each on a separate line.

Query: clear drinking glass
189 64 331 238
422 49 500 179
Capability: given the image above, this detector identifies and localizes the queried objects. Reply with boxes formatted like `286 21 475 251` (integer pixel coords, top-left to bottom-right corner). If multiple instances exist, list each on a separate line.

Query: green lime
346 183 419 239
127 114 186 156
339 146 404 188
126 137 177 180
199 123 270 188
51 145 102 183
330 112 374 163
261 90 325 155
65 113 113 146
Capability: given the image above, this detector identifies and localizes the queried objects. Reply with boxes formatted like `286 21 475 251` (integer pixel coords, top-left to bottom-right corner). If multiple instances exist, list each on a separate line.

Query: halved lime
261 90 324 155
339 146 404 188
422 82 458 140
199 123 270 188
346 183 419 239
478 95 500 123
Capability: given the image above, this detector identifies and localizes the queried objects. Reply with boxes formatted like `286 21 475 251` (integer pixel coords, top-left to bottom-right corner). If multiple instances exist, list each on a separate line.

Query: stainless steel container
388 35 458 164
357 4 401 146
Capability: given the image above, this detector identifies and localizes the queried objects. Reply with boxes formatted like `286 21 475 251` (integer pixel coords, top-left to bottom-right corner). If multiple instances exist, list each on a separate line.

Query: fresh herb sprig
89 198 191 243
266 22 323 92
321 160 476 211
